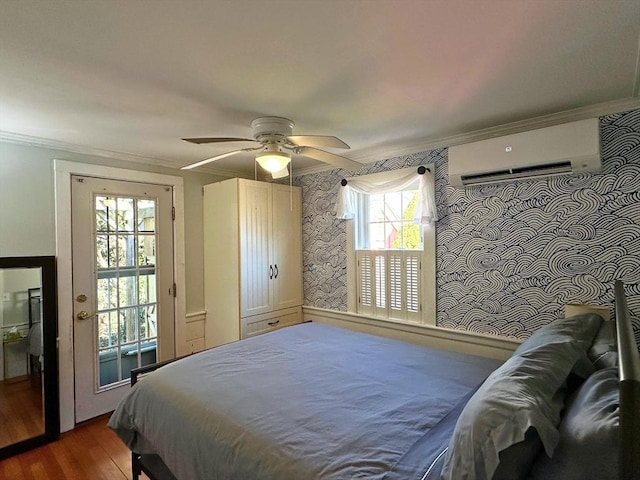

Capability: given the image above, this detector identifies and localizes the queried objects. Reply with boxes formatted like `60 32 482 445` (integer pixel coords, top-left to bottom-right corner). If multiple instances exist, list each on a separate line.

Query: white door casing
54 160 185 432
72 176 175 422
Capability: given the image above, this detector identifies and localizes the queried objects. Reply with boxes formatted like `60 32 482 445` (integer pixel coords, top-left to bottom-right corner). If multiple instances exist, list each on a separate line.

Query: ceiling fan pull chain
290 163 293 211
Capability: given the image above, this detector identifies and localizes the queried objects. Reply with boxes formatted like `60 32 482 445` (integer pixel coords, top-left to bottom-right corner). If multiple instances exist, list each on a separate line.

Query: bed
109 280 640 480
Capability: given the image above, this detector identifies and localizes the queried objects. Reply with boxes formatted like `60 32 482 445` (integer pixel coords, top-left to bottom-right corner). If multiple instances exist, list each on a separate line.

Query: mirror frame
0 256 59 459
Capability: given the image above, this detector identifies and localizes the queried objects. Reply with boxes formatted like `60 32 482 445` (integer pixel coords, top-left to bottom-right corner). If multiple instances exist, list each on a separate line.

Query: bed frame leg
132 452 142 480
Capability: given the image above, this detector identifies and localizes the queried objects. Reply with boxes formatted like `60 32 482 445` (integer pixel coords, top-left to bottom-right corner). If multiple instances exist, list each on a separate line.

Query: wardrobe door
270 184 303 310
239 180 273 317
203 179 241 348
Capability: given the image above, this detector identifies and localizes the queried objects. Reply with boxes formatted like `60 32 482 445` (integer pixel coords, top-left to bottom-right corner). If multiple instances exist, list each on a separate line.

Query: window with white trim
338 165 437 325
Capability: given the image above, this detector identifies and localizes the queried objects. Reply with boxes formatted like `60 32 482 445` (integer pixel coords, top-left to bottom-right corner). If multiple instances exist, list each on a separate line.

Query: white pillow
441 341 584 480
514 313 602 378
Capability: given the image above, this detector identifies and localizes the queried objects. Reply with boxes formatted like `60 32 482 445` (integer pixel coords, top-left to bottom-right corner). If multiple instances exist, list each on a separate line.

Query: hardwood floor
0 374 44 448
0 414 151 480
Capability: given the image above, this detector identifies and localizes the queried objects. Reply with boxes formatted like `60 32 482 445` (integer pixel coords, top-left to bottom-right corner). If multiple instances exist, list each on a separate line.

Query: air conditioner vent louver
460 161 573 185
448 119 601 187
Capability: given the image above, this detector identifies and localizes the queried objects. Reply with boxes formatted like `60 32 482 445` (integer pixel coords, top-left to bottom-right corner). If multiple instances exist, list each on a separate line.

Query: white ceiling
1 0 639 177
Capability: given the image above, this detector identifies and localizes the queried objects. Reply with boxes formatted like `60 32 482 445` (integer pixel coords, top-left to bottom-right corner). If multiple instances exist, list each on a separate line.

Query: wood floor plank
1 456 25 480
29 444 66 480
29 461 49 480
64 427 114 479
0 375 44 447
17 449 42 480
86 415 132 478
0 413 148 480
47 439 87 480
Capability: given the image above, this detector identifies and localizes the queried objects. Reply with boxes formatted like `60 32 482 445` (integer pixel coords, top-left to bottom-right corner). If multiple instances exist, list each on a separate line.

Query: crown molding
0 130 182 169
291 162 339 177
357 98 640 164
293 97 640 177
0 130 248 178
3 97 639 180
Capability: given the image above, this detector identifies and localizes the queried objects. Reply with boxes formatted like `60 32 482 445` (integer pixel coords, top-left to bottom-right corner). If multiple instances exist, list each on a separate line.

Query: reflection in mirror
0 268 43 448
0 256 58 459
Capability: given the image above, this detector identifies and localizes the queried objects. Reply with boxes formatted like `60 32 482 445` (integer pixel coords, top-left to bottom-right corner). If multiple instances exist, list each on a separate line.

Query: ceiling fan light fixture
271 166 289 179
256 151 291 173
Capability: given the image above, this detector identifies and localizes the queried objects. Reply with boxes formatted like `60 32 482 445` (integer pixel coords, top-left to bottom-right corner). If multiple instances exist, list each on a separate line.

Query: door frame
54 160 185 432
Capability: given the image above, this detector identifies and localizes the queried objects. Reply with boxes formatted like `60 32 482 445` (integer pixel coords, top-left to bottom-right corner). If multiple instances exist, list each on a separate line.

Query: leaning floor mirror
0 256 59 459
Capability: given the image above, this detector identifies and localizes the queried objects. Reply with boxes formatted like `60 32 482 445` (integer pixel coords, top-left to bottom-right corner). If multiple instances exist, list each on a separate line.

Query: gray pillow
441 341 584 480
514 313 602 354
588 320 618 369
527 367 619 480
514 313 602 378
492 426 541 480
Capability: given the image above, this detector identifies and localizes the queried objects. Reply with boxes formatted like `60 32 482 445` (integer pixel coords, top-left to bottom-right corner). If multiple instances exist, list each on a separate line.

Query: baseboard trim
303 306 521 361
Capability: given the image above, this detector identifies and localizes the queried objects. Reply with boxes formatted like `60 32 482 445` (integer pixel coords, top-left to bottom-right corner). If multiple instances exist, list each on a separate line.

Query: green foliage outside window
392 192 421 250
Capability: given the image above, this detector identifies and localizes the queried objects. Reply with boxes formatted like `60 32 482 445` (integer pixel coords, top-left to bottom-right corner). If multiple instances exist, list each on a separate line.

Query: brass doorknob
76 310 96 320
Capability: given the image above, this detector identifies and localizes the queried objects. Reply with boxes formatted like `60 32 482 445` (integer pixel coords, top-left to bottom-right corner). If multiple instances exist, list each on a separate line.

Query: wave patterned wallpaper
296 110 640 345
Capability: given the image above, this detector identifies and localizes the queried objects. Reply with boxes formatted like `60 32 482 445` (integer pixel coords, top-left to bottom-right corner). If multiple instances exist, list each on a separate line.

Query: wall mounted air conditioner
448 118 601 187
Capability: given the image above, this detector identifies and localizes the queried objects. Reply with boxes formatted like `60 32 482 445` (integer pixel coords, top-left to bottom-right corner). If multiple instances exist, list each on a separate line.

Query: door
271 184 302 310
239 180 272 317
72 176 175 423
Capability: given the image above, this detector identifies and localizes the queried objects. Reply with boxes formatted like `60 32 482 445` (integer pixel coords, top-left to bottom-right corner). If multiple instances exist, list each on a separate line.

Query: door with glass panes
72 176 175 422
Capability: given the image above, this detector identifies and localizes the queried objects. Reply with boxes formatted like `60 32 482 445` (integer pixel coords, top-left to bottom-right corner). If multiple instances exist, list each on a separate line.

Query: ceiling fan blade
182 137 255 144
295 147 361 171
181 148 259 170
287 135 350 149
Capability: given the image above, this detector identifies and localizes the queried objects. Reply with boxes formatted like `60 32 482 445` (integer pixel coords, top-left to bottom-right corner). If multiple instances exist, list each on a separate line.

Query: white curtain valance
335 167 438 225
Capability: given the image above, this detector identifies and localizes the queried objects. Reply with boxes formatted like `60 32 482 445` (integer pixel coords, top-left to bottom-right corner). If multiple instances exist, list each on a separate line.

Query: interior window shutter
388 252 403 320
356 251 373 316
373 252 386 316
405 252 421 322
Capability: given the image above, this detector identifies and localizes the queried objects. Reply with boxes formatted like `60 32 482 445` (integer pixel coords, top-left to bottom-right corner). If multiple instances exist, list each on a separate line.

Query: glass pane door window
94 196 158 388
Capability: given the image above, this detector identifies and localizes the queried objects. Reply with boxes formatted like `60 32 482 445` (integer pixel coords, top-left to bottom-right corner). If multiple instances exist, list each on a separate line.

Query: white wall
0 143 56 256
0 141 224 312
0 140 228 428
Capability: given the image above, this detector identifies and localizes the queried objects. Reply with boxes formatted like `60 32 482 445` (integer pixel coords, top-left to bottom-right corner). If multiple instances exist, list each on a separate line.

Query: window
95 195 159 387
355 181 422 322
356 183 423 250
338 166 436 325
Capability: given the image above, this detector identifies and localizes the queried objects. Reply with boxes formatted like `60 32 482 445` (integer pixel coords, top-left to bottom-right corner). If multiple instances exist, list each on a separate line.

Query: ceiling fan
181 116 361 177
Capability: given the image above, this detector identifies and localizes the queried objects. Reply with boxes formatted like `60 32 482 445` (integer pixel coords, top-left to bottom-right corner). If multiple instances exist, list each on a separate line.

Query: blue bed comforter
109 322 500 480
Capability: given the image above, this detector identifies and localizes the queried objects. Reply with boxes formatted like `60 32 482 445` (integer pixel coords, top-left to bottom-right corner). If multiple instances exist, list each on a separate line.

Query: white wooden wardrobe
203 178 303 347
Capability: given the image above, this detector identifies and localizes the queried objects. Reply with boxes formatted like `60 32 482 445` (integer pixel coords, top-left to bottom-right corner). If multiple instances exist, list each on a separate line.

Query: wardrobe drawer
186 337 205 354
185 319 205 341
241 306 302 339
